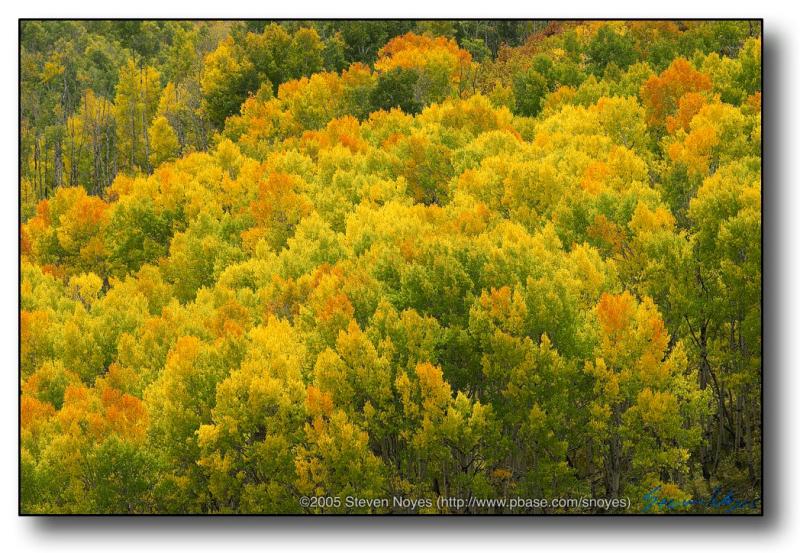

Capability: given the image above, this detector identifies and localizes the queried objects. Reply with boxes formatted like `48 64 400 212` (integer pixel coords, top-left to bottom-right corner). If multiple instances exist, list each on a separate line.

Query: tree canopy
21 19 761 514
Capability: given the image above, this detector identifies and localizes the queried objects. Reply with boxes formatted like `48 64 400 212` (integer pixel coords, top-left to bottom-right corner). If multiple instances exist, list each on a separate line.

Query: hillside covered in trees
20 20 761 514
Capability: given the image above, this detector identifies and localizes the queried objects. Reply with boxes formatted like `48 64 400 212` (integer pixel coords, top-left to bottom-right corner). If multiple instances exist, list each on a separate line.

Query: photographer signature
641 486 761 513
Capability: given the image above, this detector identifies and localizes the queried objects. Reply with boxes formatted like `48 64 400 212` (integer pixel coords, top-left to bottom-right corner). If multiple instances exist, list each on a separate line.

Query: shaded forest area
21 20 551 209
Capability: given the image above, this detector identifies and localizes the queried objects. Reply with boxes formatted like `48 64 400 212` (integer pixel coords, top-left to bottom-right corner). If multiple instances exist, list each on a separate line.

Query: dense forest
20 20 761 514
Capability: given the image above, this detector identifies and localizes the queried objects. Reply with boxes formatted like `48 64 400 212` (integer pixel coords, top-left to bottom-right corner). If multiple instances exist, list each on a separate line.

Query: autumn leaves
20 21 761 513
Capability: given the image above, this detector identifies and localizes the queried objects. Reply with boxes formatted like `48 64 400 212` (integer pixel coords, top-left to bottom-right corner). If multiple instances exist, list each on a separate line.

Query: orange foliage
101 385 149 440
666 92 707 134
242 171 311 250
57 382 148 442
596 291 636 336
210 299 251 338
306 384 334 418
377 33 471 69
641 58 712 128
250 172 308 223
21 395 56 430
480 286 513 318
375 32 472 85
746 91 761 112
317 293 355 324
20 224 32 257
588 214 626 254
581 161 611 194
667 125 718 176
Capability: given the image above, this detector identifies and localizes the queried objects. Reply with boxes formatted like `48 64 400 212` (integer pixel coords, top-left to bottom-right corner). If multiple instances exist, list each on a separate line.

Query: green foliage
586 25 638 76
370 68 423 114
512 69 549 117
